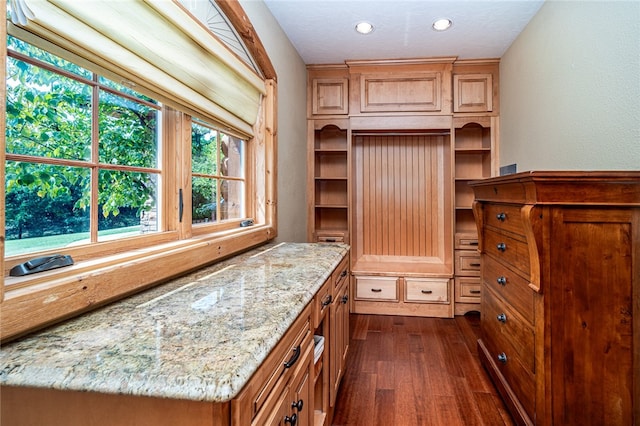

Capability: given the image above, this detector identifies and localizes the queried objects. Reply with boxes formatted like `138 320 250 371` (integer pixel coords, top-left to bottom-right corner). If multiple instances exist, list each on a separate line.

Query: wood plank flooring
331 313 514 426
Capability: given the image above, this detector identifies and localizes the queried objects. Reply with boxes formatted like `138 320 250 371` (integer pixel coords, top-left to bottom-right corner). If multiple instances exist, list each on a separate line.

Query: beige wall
500 1 640 171
240 0 309 242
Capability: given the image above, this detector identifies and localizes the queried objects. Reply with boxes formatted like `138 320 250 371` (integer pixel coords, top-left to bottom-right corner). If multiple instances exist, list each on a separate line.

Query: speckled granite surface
0 242 349 402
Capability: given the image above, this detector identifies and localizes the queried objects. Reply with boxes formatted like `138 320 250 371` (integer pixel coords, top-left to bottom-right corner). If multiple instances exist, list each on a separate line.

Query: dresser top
470 171 640 205
0 242 349 403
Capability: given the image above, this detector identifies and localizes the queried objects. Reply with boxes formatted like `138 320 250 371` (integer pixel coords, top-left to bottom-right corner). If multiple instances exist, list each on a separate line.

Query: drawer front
482 255 534 322
455 277 481 303
405 278 450 303
332 255 350 291
479 337 535 421
253 317 312 416
484 203 525 235
481 287 535 373
455 250 481 276
313 277 332 329
355 276 398 301
455 232 479 250
484 228 530 276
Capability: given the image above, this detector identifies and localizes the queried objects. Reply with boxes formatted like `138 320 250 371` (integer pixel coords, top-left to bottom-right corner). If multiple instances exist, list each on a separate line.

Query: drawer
313 276 332 329
455 250 481 276
481 287 535 373
355 276 398 301
250 309 312 418
316 231 345 243
479 337 535 421
482 255 535 322
455 277 481 303
332 254 349 292
484 203 525 235
455 232 479 250
484 228 530 276
405 278 450 303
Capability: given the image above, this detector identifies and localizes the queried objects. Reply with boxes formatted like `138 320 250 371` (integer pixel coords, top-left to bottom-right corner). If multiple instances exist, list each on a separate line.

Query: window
5 36 162 257
191 119 246 227
1 0 277 342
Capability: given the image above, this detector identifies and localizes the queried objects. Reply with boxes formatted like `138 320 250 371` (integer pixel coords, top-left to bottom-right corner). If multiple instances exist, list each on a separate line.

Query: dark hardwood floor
332 313 514 426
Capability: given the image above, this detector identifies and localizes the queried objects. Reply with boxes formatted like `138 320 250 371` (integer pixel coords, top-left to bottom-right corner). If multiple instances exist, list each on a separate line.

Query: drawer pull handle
496 242 506 252
496 212 506 221
325 238 336 243
284 345 301 369
284 413 298 425
497 276 507 286
421 290 433 294
469 241 479 246
470 263 481 267
470 290 481 294
341 295 349 304
292 399 304 412
371 288 382 293
497 353 508 364
321 294 332 308
497 313 507 323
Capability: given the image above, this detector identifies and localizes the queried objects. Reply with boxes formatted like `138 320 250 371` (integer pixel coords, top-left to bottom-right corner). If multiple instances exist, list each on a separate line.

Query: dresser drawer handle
371 288 382 293
470 290 481 294
496 242 506 252
497 276 507 286
284 345 301 369
496 212 506 221
321 294 333 308
470 263 481 267
496 313 507 323
469 241 479 246
497 353 508 364
421 290 433 294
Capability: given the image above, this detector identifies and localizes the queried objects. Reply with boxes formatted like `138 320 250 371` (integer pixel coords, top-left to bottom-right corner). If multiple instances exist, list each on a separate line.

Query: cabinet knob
496 242 506 252
340 270 347 278
496 313 507 323
284 413 298 425
497 276 507 286
291 399 303 412
497 353 508 364
496 212 506 221
341 295 349 304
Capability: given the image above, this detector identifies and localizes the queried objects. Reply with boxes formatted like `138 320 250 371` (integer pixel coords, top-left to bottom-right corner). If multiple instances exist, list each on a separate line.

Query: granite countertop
0 242 349 403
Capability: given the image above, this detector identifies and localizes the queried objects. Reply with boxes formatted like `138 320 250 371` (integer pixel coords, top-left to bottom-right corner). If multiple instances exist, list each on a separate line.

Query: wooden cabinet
307 119 350 243
312 252 350 426
307 58 498 318
471 171 640 425
453 115 498 314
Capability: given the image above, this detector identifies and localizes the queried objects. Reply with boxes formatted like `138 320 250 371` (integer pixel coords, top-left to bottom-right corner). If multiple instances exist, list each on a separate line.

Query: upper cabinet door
312 78 349 115
453 73 493 113
359 72 442 113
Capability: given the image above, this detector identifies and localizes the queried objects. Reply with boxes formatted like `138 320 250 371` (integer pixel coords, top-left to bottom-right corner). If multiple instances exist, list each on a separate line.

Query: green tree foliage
5 36 159 241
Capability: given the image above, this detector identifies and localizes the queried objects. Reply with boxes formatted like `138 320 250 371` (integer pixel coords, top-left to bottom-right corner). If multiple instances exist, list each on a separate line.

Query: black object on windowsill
9 254 74 277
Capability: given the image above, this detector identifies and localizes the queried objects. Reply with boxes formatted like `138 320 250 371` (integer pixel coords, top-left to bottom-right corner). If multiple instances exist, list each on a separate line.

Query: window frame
0 0 277 342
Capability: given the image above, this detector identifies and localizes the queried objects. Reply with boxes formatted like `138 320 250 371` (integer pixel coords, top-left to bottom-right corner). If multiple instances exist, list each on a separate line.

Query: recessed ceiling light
355 21 374 35
432 18 452 31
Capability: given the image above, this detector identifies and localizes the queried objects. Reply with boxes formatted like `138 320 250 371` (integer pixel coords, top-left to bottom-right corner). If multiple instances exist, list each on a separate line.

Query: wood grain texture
332 314 514 426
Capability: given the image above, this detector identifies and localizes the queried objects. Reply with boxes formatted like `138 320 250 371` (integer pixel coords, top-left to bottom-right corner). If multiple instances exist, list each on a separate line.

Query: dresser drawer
313 276 332 329
455 250 481 276
332 255 350 292
455 232 479 250
478 337 535 420
484 228 530 276
355 276 398 301
405 278 450 303
482 256 534 322
483 203 525 235
455 277 481 303
482 287 535 373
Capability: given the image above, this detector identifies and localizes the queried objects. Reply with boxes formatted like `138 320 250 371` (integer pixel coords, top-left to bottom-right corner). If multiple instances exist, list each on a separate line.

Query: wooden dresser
470 171 639 425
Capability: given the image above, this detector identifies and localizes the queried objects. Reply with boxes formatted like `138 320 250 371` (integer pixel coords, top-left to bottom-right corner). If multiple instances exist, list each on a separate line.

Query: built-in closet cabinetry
307 58 499 318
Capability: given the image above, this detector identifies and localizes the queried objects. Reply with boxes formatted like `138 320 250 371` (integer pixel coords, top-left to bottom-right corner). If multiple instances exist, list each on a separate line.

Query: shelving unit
453 116 497 314
308 120 350 243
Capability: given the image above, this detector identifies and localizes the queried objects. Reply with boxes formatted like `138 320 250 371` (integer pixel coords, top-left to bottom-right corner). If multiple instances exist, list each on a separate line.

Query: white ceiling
262 0 545 64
